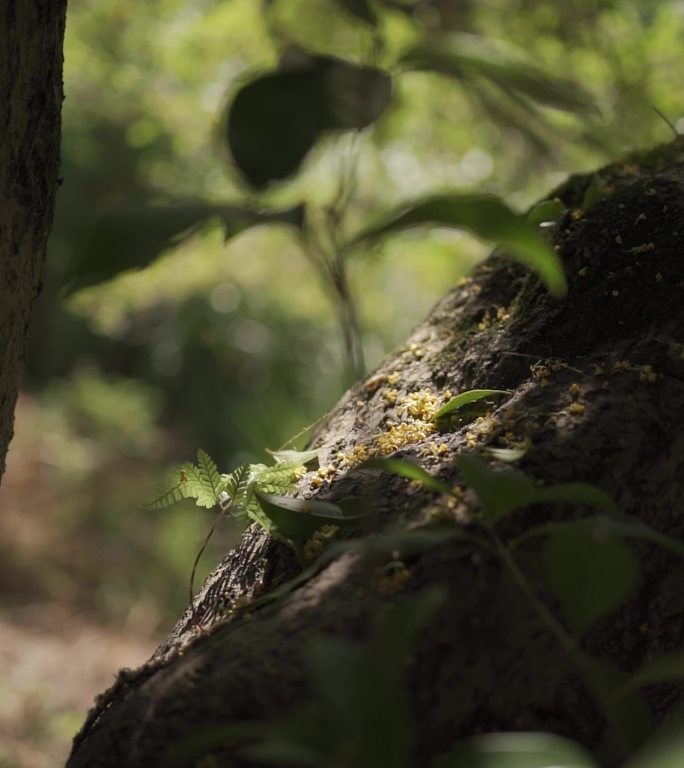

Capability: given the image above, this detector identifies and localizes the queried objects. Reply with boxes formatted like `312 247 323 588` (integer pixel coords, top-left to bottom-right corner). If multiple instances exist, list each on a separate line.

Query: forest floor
0 395 161 768
0 604 156 768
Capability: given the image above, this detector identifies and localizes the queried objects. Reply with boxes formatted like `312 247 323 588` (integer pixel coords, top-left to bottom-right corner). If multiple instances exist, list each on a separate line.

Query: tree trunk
68 137 684 768
0 1 66 483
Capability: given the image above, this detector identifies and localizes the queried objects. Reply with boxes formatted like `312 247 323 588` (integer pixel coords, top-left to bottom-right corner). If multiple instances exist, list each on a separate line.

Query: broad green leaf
333 0 378 25
226 50 392 188
618 654 684 697
457 456 618 523
532 484 618 515
526 199 566 226
360 457 453 496
433 389 511 420
511 516 684 559
581 173 605 212
401 32 596 115
483 444 529 463
304 589 443 768
457 455 537 521
544 524 638 636
68 201 303 293
254 490 372 541
434 731 599 768
581 657 652 751
628 737 684 768
267 448 321 466
346 193 567 297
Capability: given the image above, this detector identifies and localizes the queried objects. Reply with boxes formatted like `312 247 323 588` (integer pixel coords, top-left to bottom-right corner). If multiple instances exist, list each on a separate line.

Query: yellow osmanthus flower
377 421 436 455
373 561 411 595
303 525 340 563
398 390 442 421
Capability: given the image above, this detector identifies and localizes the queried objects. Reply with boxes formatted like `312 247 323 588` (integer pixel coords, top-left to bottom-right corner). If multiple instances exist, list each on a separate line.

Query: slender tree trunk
0 1 66 483
68 137 684 768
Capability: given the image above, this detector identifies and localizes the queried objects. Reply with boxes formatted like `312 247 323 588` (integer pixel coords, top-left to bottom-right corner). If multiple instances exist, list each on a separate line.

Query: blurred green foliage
9 0 684 629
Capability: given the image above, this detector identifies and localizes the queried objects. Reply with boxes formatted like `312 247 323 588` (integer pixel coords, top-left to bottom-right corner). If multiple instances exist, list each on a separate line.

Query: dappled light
2 1 684 766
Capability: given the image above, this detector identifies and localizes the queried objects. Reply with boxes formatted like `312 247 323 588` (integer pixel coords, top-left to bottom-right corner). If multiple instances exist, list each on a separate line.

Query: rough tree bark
68 137 684 767
0 1 66 483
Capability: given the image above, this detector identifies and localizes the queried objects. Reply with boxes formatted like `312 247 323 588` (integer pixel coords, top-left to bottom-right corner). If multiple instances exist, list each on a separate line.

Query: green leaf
360 457 453 496
532 484 618 515
143 467 191 510
400 32 596 115
68 201 303 293
267 448 321 466
226 50 392 188
457 455 537 521
252 461 304 495
434 731 599 768
221 464 253 519
483 444 529 463
457 456 618 523
618 654 684 697
433 389 511 420
511 516 684 562
581 657 652 751
581 173 605 212
526 199 566 226
144 452 227 511
627 736 684 768
346 193 567 297
304 589 444 768
544 523 638 636
254 491 372 541
334 0 378 25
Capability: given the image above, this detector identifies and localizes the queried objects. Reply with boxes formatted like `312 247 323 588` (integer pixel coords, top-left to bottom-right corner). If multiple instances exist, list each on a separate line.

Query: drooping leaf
360 457 453 496
581 657 652 751
401 32 596 116
457 455 617 523
526 198 566 226
68 201 303 293
511 515 684 561
433 389 511 421
267 448 322 466
483 444 529 463
532 484 618 515
434 731 599 768
544 523 638 636
616 654 684 698
346 193 567 297
226 50 392 188
627 734 684 768
580 173 605 212
254 491 372 542
303 589 444 768
333 0 378 25
457 455 537 521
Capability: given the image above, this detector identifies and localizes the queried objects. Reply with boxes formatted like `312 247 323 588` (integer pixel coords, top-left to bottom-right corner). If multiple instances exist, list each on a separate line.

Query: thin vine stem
188 500 231 625
489 526 631 753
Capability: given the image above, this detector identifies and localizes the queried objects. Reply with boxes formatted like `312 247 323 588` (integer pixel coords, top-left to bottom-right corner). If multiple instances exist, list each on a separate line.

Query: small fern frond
180 462 216 509
222 465 253 520
196 449 222 499
144 466 194 510
252 461 303 493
